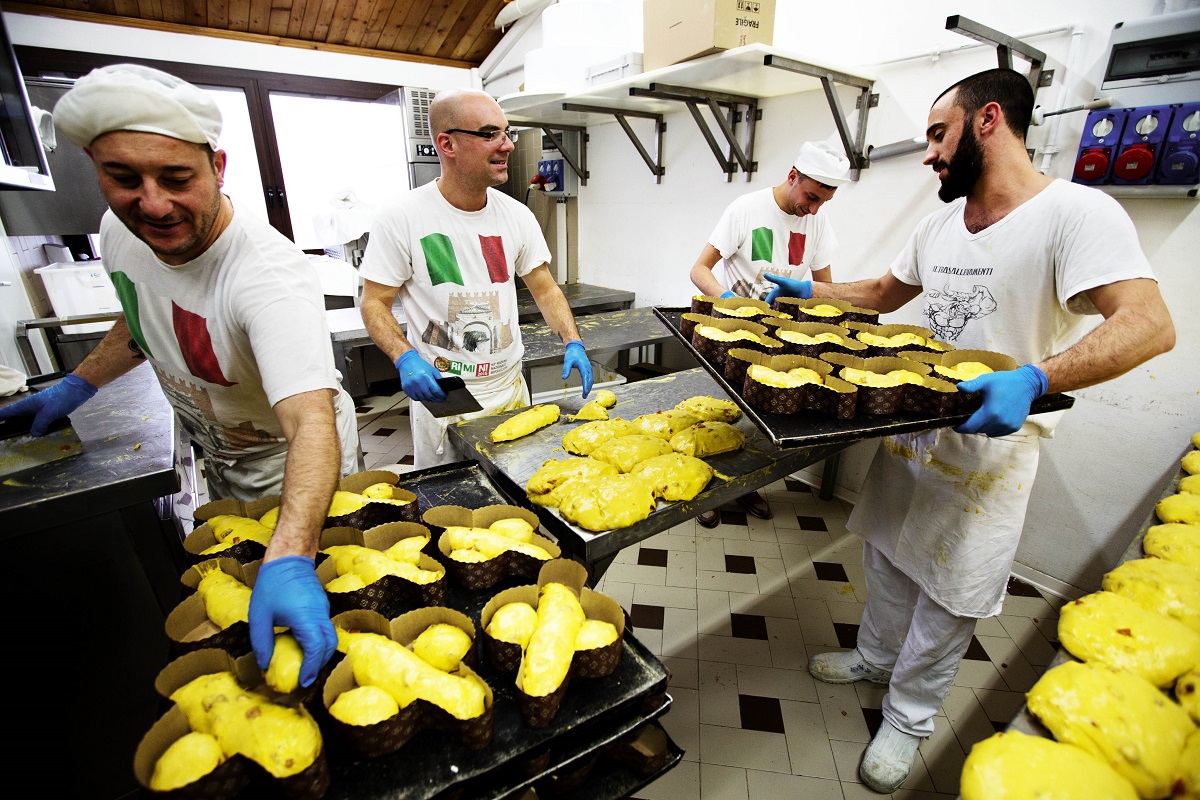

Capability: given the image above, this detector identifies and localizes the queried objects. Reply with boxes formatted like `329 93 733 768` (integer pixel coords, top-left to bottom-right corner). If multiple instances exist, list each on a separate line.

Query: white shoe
808 649 892 685
859 720 921 793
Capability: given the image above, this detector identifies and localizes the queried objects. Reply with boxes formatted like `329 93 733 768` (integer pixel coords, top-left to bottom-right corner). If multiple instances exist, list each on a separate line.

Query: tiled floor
349 390 1067 800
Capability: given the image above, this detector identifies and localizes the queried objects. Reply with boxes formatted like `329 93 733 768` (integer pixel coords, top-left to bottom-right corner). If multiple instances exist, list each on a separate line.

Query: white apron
846 425 1041 618
409 366 530 468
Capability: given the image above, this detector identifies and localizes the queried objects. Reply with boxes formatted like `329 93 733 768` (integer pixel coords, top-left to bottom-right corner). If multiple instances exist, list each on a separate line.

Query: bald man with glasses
360 88 593 467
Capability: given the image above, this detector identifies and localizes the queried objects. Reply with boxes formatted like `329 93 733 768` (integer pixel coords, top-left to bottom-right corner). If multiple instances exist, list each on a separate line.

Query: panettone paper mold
315 521 448 615
480 559 626 728
898 348 1020 381
322 607 493 758
136 648 331 800
708 296 784 323
691 317 783 367
689 294 721 317
767 318 869 359
736 351 857 419
167 557 260 659
820 352 962 416
843 321 955 357
424 504 561 590
772 296 879 325
183 471 419 563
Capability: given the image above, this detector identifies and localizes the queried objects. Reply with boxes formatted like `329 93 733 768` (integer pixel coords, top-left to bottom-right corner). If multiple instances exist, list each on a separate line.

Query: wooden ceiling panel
2 0 508 68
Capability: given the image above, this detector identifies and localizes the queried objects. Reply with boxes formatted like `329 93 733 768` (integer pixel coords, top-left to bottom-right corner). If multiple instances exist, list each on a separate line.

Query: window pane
268 93 409 250
200 87 269 225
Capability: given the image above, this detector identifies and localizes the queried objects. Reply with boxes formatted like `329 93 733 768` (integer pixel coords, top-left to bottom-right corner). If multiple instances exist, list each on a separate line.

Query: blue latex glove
563 340 593 398
955 364 1048 437
764 274 813 304
719 290 737 299
249 556 337 688
0 373 97 436
396 350 446 402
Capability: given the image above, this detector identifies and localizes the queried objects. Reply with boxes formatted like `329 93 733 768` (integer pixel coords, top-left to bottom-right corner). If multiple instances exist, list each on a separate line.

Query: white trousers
409 372 530 469
856 541 978 737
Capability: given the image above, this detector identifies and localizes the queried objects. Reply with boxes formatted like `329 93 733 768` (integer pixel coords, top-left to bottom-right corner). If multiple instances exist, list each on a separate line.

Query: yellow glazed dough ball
1158 492 1200 524
411 624 473 672
487 602 538 647
150 732 225 791
329 685 400 727
1184 449 1200 475
959 730 1137 800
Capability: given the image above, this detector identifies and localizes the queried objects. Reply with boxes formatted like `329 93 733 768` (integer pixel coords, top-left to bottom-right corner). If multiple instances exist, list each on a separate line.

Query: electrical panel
1071 9 1200 196
538 131 580 198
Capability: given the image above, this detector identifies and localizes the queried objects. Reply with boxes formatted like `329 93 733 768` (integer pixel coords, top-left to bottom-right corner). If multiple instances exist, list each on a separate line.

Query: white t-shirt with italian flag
360 181 551 392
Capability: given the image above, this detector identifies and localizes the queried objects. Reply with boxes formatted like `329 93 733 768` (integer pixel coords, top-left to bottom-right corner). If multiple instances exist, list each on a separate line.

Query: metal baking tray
321 460 675 800
654 306 1076 448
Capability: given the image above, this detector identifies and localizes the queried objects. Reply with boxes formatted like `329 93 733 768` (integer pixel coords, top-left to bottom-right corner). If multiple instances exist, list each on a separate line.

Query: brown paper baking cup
570 637 623 679
134 705 253 800
899 348 1020 384
710 296 774 322
691 318 770 367
185 496 279 563
743 374 805 415
167 563 255 658
690 295 720 316
770 320 866 360
326 700 422 759
803 377 859 420
427 504 559 591
723 348 758 387
518 674 572 728
902 376 964 415
680 312 718 341
274 748 330 800
843 321 952 358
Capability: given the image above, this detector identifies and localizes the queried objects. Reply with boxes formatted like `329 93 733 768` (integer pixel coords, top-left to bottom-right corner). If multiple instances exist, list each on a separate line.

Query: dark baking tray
320 460 674 800
654 306 1075 448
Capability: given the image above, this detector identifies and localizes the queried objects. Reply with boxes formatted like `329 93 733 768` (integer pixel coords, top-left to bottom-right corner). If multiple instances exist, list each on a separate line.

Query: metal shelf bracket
945 15 1048 93
561 103 666 182
630 83 758 182
763 54 875 179
521 121 590 185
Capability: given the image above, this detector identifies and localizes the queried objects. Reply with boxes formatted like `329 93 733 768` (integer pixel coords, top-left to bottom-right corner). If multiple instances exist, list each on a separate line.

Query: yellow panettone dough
1174 731 1200 800
491 404 560 443
1025 660 1194 798
575 619 619 650
1143 523 1200 569
719 305 767 317
1184 449 1200 475
259 506 279 529
328 685 400 727
327 489 371 517
1193 432 1200 449
799 304 843 317
1176 669 1200 724
886 369 926 386
633 409 702 440
487 602 538 647
856 331 931 348
776 329 843 346
1057 590 1200 687
264 632 303 693
934 361 994 381
201 515 273 554
593 389 617 408
670 421 746 458
321 544 444 585
383 535 431 564
788 366 825 383
840 367 902 388
631 453 714 501
527 457 620 507
324 573 367 593
1181 474 1200 495
561 419 639 456
1157 492 1200 524
676 395 742 423
557 473 658 531
344 631 486 720
589 434 673 473
411 624 473 672
361 482 396 499
571 399 609 420
195 563 251 629
150 731 225 791
696 324 762 344
959 730 1138 800
746 364 816 389
442 526 552 562
520 583 586 697
489 517 535 542
1102 556 1200 633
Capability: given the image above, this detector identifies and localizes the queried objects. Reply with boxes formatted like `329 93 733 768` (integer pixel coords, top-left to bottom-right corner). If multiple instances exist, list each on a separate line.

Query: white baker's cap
54 64 222 150
793 140 852 187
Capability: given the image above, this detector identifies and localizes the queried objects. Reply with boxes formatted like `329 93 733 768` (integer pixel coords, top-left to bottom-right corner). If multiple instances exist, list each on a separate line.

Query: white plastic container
34 262 120 334
529 359 626 404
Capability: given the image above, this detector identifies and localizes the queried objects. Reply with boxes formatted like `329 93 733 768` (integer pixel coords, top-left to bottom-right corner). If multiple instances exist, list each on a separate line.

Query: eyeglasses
445 127 520 144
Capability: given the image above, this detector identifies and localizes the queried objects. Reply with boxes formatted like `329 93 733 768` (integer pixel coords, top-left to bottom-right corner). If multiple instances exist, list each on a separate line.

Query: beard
935 120 984 203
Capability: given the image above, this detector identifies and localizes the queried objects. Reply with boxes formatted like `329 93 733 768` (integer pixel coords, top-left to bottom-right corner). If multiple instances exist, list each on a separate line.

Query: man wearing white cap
0 64 357 688
688 138 851 527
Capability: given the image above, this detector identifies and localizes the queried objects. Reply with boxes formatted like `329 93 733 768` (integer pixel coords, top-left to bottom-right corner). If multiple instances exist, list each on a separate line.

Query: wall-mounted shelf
498 44 876 184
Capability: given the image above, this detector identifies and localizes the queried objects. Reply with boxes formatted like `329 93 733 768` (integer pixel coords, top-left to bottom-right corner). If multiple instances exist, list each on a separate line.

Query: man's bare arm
689 244 726 296
812 271 923 314
73 317 145 387
522 265 582 344
360 279 418 362
1037 278 1174 394
263 389 341 562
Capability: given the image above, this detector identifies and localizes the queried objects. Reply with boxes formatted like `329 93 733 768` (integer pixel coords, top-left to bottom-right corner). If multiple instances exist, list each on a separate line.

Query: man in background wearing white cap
0 64 358 689
687 138 852 527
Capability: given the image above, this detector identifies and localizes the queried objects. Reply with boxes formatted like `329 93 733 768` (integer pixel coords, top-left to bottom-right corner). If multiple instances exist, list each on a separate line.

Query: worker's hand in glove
719 290 737 299
764 274 813 304
396 350 446 403
0 373 97 436
563 340 593 398
955 364 1048 437
249 556 337 688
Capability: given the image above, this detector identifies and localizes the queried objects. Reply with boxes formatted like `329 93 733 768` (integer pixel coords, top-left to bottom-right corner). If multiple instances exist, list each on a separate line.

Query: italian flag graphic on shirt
421 232 510 285
750 227 807 266
109 271 234 387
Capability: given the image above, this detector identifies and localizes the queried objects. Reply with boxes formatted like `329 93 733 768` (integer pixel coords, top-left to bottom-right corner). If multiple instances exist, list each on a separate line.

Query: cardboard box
643 0 776 72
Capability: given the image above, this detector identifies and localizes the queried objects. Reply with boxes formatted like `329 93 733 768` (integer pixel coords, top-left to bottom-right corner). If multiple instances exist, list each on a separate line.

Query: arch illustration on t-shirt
420 232 510 286
153 364 274 454
421 289 514 357
923 284 998 342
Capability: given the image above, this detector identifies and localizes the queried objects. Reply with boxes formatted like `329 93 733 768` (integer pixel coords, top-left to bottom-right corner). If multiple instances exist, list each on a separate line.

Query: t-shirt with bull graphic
706 187 839 301
360 181 551 394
